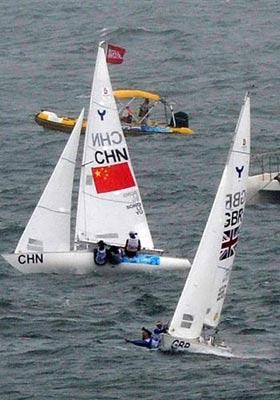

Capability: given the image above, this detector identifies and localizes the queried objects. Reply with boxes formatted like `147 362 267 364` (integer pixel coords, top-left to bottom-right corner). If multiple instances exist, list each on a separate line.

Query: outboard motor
170 111 189 128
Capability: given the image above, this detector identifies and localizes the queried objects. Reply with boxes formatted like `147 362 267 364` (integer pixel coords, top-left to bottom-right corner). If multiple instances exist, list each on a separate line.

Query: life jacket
95 248 107 265
147 337 160 349
109 248 123 265
126 237 139 252
153 328 162 341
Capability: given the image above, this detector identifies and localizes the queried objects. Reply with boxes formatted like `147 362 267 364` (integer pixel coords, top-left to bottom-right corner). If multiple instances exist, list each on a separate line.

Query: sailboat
2 42 190 274
159 94 250 356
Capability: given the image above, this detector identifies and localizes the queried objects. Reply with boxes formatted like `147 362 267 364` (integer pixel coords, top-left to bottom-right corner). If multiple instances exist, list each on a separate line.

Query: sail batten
36 206 70 215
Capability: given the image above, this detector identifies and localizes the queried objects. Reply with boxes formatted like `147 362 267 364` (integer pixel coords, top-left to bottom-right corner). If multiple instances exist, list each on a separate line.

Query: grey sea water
0 1 279 399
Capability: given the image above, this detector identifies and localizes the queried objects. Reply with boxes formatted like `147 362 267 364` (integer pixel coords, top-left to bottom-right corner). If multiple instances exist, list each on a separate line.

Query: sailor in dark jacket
125 327 159 349
107 245 123 265
93 240 108 265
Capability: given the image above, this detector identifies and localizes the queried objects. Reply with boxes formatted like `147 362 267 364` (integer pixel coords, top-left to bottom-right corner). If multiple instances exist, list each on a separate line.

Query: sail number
124 190 144 215
18 254 43 264
225 190 246 209
224 190 246 228
224 208 244 228
171 339 191 350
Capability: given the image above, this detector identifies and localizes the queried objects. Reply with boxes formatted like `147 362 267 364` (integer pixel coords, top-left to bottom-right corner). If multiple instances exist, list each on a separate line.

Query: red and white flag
106 43 126 64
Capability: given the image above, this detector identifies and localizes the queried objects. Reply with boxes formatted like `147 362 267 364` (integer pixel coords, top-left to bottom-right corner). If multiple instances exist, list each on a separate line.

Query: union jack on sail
219 227 239 260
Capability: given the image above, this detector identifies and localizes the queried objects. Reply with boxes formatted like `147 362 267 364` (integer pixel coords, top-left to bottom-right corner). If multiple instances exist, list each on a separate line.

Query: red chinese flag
106 44 126 64
92 162 135 193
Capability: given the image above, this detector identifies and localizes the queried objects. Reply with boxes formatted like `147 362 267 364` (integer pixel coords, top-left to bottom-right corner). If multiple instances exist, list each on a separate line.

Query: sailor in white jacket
124 231 141 258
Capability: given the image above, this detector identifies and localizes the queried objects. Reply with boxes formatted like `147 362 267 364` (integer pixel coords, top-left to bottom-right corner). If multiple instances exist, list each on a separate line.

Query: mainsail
15 109 84 254
203 96 250 328
167 95 250 340
74 42 154 249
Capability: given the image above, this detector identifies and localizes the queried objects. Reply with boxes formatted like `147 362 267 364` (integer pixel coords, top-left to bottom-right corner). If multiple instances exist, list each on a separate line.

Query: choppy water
0 1 279 399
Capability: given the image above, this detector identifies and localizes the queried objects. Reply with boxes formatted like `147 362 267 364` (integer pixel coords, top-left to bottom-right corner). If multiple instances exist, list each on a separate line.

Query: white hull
247 173 280 202
159 333 233 358
1 252 190 275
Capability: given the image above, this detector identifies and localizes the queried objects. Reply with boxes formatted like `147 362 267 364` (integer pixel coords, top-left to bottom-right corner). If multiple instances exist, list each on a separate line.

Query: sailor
124 231 141 258
107 245 123 265
125 327 159 349
153 321 168 338
93 240 108 266
121 106 133 124
138 98 150 124
151 321 168 346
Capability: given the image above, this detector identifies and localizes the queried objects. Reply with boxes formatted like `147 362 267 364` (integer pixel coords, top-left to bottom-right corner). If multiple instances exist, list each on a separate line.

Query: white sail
204 95 250 328
167 94 250 340
74 42 154 249
15 109 84 254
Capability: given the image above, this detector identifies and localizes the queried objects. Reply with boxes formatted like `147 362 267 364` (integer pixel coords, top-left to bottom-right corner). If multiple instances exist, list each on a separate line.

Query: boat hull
159 333 233 357
35 112 193 136
247 173 280 203
1 252 191 274
35 113 86 134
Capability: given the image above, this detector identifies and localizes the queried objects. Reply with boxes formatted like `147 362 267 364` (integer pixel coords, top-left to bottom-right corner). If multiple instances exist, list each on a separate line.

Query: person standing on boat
138 98 150 124
124 231 141 258
125 327 159 349
94 240 108 266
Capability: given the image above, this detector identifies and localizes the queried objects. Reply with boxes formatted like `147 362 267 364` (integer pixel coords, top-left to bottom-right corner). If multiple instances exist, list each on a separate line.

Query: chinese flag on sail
92 162 135 193
106 43 126 64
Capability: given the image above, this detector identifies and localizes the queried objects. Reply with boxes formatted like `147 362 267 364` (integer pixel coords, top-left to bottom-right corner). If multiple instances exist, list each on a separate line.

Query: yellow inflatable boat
35 89 194 135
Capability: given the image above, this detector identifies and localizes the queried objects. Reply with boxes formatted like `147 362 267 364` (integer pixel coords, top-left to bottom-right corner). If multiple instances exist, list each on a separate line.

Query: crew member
107 245 123 265
125 327 159 349
124 231 141 258
93 240 108 266
151 321 168 346
138 98 150 124
153 321 168 339
121 106 133 124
